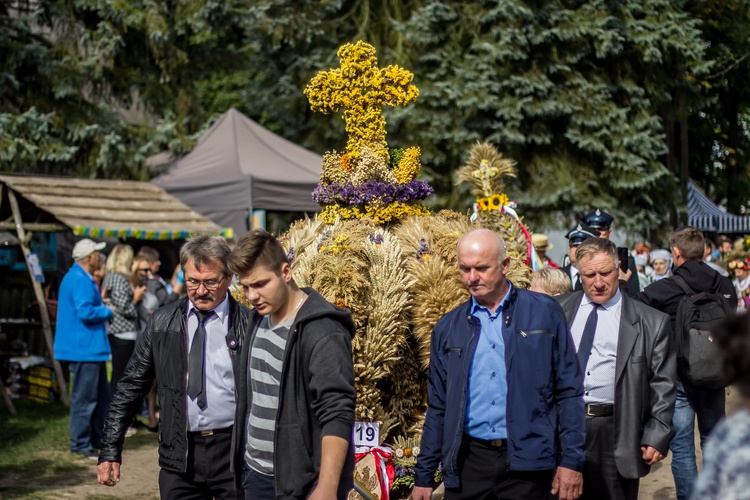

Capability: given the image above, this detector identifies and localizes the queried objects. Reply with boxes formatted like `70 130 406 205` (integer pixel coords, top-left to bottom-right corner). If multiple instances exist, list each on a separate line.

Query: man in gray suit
557 237 676 500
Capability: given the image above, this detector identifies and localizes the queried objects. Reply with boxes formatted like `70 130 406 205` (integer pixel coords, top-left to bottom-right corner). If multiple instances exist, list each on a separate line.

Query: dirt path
16 389 740 499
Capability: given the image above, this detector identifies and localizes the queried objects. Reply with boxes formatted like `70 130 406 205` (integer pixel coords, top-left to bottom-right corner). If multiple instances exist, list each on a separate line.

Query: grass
0 399 158 499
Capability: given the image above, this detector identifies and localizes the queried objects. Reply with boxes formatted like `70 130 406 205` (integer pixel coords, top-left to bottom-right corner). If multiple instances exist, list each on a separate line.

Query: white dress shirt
186 295 236 431
570 289 622 404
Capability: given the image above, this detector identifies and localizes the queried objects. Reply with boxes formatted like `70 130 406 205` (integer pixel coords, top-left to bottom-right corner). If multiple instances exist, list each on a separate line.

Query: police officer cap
581 208 614 230
565 224 598 247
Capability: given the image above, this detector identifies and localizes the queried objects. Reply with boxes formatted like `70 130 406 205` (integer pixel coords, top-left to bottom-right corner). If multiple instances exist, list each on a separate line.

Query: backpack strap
672 275 694 296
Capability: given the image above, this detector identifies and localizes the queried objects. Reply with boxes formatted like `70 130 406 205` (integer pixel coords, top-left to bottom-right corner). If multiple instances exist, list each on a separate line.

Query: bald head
457 229 510 310
458 229 507 264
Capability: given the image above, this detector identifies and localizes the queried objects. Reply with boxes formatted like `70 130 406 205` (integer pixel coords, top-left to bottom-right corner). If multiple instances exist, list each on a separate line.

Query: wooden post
0 375 17 415
6 187 70 407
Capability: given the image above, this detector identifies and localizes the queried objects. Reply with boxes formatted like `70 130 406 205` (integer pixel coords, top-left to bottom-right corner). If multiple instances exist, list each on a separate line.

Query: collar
470 281 513 317
74 262 96 281
187 294 229 322
581 288 622 311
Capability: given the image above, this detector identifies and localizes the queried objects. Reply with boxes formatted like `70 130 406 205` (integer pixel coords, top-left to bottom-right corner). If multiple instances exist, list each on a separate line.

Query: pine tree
400 0 708 233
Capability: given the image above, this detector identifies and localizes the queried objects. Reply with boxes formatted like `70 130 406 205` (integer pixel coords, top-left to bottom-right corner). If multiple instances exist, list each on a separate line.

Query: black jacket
635 260 737 326
99 295 252 483
239 288 356 499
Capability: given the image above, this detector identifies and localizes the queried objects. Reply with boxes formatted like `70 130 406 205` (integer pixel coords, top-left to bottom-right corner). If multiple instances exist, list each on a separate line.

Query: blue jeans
242 468 275 500
669 381 725 500
68 361 110 452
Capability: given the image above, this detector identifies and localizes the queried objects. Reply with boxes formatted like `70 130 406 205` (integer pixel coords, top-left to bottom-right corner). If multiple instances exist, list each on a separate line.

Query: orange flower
341 153 353 172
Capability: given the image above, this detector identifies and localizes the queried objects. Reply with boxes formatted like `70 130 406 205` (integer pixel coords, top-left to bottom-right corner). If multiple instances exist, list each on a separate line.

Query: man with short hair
716 235 733 260
558 237 676 500
54 238 114 459
636 227 736 500
581 209 639 297
412 229 585 500
229 229 355 500
561 223 599 291
98 234 251 499
137 246 179 305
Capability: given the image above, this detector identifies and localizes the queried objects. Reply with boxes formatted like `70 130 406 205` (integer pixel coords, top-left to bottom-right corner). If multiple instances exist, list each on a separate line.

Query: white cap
72 239 106 260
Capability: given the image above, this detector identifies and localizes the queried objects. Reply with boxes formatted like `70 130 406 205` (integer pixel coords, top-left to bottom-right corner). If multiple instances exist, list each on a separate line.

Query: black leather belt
468 435 507 448
585 403 614 417
188 426 232 438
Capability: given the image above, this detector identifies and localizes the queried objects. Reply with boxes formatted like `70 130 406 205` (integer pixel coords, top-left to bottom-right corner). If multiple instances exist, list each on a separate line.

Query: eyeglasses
136 268 151 273
185 276 226 291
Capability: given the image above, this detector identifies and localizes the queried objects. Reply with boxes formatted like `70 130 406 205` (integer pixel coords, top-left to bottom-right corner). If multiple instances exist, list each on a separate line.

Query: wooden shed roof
0 174 231 240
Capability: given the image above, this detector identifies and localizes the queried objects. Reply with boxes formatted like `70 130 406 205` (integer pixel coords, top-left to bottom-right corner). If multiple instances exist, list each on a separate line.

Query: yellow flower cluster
393 147 421 183
319 205 363 223
304 41 419 166
476 193 509 211
319 202 430 225
320 234 351 254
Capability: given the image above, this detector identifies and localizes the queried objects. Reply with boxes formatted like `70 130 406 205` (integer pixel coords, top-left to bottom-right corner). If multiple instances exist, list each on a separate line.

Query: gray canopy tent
151 109 322 236
688 179 750 233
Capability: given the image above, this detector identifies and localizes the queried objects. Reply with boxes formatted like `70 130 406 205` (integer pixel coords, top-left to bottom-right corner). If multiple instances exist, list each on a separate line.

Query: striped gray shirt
244 315 293 474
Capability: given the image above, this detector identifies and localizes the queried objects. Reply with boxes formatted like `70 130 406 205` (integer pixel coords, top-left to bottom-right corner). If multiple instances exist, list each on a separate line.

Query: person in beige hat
532 233 560 269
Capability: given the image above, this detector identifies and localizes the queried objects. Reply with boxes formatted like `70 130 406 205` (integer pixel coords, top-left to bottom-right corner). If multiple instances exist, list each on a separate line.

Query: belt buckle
200 429 214 437
586 404 595 417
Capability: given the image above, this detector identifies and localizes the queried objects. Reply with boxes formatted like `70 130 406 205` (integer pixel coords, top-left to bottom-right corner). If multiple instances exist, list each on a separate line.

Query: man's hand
618 268 633 282
641 445 665 465
551 466 583 499
307 484 336 500
411 486 433 500
97 461 121 487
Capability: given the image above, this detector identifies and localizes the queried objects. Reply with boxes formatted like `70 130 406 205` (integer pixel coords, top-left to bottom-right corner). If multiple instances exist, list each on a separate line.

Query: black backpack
671 275 732 389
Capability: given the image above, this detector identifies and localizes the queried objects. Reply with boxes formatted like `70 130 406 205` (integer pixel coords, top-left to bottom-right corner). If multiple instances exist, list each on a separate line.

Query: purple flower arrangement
312 180 433 206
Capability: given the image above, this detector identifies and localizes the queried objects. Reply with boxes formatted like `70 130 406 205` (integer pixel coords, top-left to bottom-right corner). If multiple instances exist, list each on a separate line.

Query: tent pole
7 187 70 408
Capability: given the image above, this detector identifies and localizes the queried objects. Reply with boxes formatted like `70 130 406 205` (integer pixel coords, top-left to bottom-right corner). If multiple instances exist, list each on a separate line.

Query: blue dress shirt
464 283 512 440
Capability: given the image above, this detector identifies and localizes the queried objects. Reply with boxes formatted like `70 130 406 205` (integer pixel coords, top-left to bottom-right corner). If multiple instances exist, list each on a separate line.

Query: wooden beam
7 188 70 408
0 222 66 232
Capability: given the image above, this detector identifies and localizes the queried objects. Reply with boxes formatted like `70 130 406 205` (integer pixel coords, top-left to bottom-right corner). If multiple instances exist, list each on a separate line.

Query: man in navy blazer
412 229 585 500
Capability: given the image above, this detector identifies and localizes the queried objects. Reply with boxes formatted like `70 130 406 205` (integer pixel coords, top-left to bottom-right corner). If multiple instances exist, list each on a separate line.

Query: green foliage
397 0 707 233
684 0 750 214
0 0 251 178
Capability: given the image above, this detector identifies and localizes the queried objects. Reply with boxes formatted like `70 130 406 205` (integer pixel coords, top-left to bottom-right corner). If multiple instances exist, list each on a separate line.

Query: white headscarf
649 249 672 281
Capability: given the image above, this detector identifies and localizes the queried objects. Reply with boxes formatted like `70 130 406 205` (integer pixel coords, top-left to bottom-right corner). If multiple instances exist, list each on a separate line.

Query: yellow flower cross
472 159 499 197
304 41 419 164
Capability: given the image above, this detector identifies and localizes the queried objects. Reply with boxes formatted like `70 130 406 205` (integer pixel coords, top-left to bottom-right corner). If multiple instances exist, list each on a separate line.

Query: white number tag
353 421 380 447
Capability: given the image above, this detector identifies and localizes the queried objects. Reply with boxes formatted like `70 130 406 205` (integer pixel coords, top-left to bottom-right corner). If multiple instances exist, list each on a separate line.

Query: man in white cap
54 238 114 459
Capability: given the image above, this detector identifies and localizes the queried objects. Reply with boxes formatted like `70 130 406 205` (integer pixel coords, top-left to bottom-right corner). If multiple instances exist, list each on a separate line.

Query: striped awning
688 179 750 233
0 174 234 240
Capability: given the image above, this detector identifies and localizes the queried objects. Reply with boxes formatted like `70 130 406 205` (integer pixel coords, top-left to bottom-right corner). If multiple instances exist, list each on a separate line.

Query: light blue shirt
186 295 236 431
464 283 512 440
570 289 622 404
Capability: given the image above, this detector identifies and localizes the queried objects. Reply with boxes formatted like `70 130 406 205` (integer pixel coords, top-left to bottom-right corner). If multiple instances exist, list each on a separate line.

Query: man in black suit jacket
557 237 676 500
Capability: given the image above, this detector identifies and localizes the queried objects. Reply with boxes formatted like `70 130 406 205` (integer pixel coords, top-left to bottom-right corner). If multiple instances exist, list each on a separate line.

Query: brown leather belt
468 435 507 448
585 403 614 417
188 426 232 438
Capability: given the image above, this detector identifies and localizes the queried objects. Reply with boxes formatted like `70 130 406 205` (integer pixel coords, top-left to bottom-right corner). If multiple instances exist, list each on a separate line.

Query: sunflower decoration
454 142 532 268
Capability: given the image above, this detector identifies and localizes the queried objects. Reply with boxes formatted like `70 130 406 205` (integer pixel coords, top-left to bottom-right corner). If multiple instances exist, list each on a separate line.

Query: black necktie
577 304 600 371
187 309 212 410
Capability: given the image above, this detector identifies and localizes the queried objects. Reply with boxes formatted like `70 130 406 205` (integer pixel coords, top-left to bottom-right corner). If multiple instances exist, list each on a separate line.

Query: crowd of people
48 211 750 500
